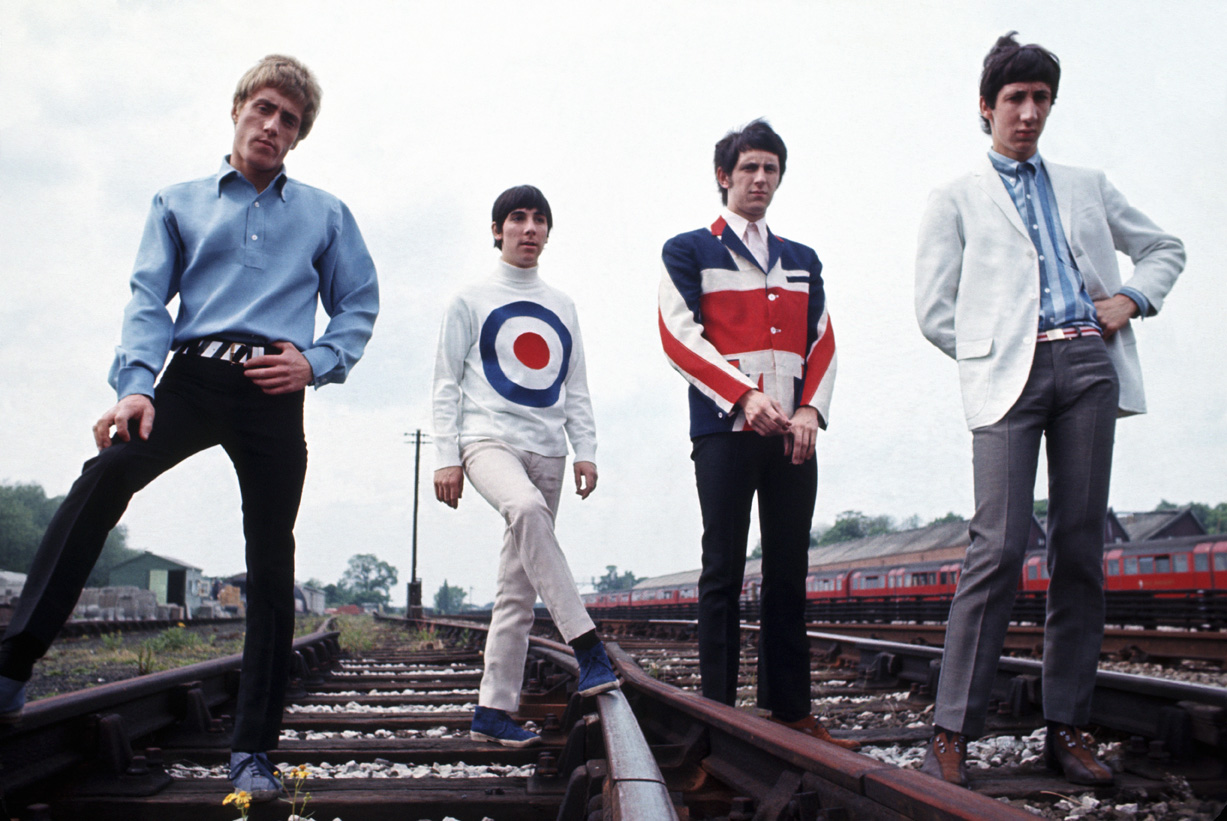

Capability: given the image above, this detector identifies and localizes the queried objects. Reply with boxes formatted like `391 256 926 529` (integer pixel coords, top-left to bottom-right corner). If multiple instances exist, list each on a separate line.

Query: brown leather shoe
771 714 860 750
919 729 969 787
1045 723 1114 786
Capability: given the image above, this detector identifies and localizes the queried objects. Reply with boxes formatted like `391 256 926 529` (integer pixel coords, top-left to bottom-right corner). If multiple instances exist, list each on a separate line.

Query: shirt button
1039 255 1045 261
254 202 260 208
1044 288 1051 293
251 234 258 240
1032 224 1039 229
770 327 780 334
768 294 777 301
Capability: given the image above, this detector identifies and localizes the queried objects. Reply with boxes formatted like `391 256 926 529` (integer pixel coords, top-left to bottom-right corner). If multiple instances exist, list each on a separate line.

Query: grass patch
333 613 383 655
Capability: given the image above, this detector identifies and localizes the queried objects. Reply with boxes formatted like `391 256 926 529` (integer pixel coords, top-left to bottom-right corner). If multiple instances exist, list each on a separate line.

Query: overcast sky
2 1 1224 607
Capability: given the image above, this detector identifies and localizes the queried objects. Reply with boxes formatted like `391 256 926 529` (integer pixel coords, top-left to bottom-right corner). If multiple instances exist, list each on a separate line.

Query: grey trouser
462 440 595 713
935 336 1119 737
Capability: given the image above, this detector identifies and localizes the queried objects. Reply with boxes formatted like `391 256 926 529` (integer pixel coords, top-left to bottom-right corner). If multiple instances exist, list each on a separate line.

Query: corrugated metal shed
634 519 973 591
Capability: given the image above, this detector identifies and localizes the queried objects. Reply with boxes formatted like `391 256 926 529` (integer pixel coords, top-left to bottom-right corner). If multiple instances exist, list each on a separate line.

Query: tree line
6 480 1223 604
0 482 136 586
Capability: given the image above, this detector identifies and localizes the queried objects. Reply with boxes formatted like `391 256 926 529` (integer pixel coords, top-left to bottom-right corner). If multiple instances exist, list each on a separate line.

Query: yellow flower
290 764 311 782
223 790 252 810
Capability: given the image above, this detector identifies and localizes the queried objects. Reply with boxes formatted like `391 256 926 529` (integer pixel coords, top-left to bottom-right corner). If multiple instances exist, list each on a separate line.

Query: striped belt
176 338 267 364
1037 326 1102 343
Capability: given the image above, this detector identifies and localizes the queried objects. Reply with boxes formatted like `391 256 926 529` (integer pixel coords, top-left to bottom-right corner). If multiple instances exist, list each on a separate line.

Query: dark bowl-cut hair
492 185 553 249
979 31 1061 134
713 119 787 205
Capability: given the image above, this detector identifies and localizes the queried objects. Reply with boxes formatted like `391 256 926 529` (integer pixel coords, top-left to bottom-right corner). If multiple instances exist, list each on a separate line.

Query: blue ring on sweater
479 301 572 408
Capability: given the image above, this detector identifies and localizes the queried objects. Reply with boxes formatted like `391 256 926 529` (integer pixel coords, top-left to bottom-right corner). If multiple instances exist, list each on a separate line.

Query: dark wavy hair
491 185 553 249
713 119 787 204
979 32 1061 134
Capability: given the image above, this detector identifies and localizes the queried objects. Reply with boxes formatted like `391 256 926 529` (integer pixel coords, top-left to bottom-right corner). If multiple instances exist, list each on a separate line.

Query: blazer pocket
955 337 993 360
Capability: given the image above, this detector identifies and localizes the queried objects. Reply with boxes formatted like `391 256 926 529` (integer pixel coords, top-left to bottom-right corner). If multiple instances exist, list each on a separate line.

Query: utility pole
404 429 430 618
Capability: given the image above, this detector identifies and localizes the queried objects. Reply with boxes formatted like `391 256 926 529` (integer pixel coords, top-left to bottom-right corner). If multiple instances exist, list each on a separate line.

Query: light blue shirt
988 150 1149 331
110 159 379 398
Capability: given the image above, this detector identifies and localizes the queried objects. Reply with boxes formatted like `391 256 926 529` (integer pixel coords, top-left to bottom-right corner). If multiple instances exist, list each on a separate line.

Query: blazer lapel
975 154 1028 239
765 227 782 272
716 219 764 273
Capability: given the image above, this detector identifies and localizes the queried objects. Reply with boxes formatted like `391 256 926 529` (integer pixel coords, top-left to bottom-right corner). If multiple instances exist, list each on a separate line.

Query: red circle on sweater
513 332 550 370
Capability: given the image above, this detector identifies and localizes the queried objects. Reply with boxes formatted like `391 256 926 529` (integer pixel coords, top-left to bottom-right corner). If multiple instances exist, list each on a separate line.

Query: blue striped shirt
988 150 1149 332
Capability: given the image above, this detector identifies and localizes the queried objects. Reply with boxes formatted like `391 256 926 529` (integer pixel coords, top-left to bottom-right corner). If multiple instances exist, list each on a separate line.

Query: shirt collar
720 207 768 241
217 156 290 200
988 148 1045 179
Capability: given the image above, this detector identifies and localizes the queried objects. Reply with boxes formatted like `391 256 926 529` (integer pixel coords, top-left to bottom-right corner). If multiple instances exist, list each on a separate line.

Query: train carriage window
1028 565 1039 580
1124 557 1138 575
1140 557 1154 574
1154 556 1170 573
1195 553 1209 572
1215 553 1227 571
1107 559 1119 576
1175 554 1188 573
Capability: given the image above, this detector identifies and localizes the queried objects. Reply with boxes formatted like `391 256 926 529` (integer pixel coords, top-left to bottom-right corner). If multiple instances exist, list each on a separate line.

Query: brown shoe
771 714 860 750
919 729 969 787
1045 723 1113 786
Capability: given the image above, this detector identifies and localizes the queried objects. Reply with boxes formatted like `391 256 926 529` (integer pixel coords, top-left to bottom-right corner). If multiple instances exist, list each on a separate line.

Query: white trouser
462 440 596 712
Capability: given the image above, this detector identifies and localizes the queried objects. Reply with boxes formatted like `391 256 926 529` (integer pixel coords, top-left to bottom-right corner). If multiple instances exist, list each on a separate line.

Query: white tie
745 222 768 271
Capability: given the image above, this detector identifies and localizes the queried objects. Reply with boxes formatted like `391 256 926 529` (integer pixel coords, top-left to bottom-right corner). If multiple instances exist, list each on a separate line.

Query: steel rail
600 638 1031 821
389 614 680 820
636 618 1227 759
0 621 340 800
797 621 1227 665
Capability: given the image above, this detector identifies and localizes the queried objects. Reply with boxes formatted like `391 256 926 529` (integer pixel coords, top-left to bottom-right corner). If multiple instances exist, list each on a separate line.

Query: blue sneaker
229 752 284 803
0 675 26 726
470 705 541 747
575 641 619 697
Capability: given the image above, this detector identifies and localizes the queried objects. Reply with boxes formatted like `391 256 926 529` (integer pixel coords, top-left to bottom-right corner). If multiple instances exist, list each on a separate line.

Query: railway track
0 617 668 820
604 618 1227 818
795 622 1227 668
2 615 1221 819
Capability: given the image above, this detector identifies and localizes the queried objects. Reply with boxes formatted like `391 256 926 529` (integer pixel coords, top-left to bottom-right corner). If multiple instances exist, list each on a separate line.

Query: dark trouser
692 432 816 722
0 354 307 752
935 336 1119 737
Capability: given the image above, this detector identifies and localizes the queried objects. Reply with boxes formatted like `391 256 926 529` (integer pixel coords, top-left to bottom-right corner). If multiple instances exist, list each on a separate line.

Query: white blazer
915 155 1184 430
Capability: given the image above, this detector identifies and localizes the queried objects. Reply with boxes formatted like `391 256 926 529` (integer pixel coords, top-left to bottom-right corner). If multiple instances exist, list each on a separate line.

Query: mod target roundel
479 301 573 408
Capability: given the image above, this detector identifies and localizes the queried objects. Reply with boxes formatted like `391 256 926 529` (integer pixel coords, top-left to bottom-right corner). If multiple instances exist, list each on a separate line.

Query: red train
583 534 1227 627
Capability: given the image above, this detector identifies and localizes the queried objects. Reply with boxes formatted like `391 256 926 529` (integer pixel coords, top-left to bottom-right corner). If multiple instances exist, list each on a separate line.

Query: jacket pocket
955 337 993 360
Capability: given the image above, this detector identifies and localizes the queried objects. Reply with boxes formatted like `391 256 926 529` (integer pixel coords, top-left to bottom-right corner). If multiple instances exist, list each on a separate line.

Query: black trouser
0 354 307 751
691 432 816 722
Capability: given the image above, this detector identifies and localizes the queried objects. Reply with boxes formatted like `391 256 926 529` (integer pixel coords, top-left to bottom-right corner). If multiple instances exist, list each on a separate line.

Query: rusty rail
603 640 1030 820
0 622 340 810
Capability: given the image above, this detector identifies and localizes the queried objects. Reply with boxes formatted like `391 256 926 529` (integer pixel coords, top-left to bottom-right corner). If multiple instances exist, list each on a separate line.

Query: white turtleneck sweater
432 259 597 469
